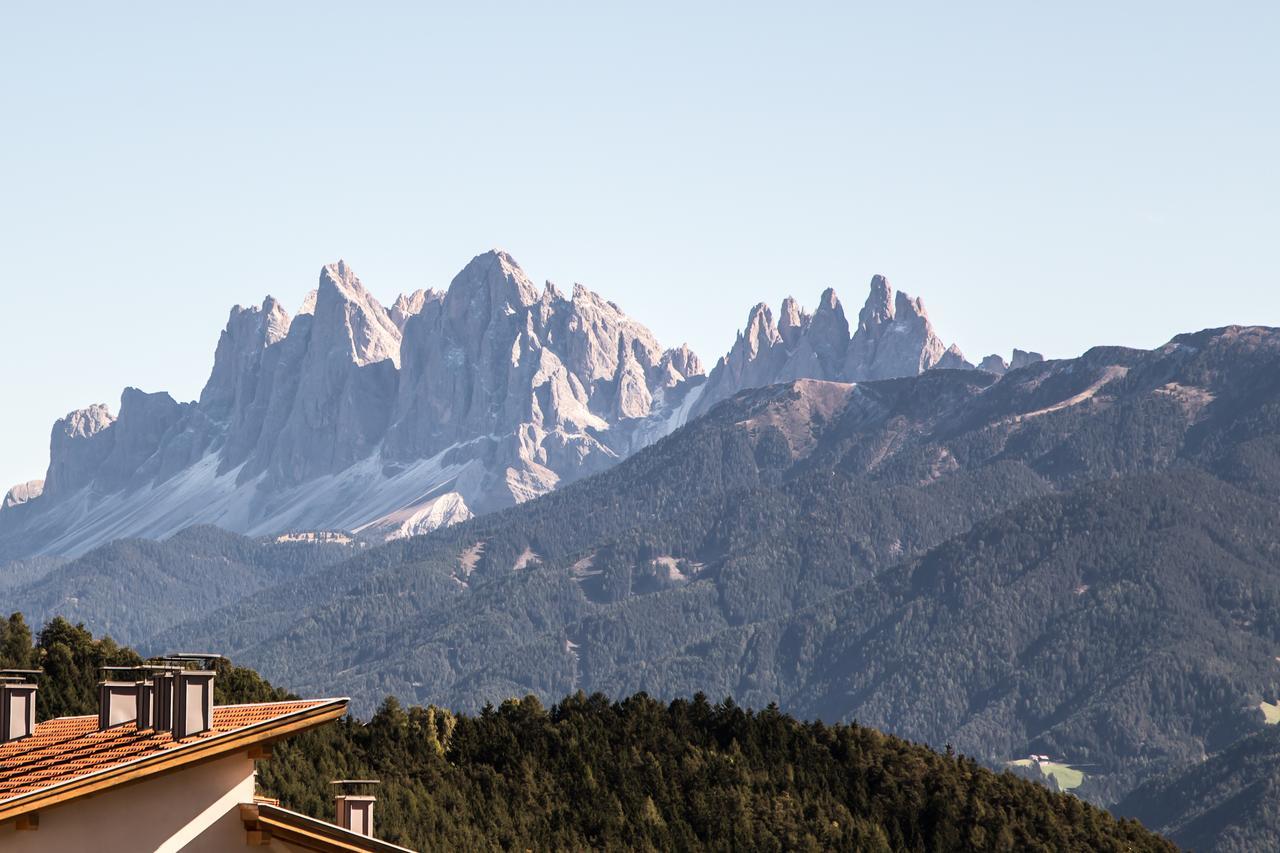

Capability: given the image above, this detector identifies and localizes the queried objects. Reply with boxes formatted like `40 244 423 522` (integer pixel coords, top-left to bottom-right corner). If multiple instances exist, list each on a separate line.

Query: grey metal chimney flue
0 670 39 743
151 666 178 731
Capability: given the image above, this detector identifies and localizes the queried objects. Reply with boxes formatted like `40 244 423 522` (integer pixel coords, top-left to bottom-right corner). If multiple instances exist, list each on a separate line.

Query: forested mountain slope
783 469 1280 802
1117 723 1280 852
9 324 1279 828
170 325 1280 715
0 616 1173 852
2 525 356 641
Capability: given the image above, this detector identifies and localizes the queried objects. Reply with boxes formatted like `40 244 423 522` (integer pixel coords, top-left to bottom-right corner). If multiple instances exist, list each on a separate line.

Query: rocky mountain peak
695 274 974 417
777 296 806 345
1010 349 1045 369
261 297 291 344
58 404 116 440
320 258 358 292
656 344 703 387
200 298 293 418
315 260 403 368
815 287 842 314
42 405 116 500
937 343 973 370
384 253 691 501
0 251 1037 561
894 290 928 321
1 480 42 511
40 389 189 502
979 349 1045 375
446 250 539 315
979 354 1009 375
742 303 781 355
807 288 850 372
845 276 949 380
858 275 895 330
388 289 438 332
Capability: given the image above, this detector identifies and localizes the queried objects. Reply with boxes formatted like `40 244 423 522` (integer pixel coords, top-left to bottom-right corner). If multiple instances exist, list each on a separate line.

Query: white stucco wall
4 752 256 852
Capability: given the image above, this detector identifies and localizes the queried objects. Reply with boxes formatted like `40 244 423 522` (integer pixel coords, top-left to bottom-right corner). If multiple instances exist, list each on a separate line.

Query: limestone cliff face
1 250 705 556
977 349 1046 376
42 404 117 500
387 289 437 332
693 275 966 418
2 481 43 511
199 297 291 473
385 252 700 510
253 261 402 487
40 388 197 502
845 288 948 380
1 251 1010 560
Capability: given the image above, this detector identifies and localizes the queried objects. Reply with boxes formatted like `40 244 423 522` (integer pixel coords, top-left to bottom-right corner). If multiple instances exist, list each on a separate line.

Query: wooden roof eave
241 801 418 853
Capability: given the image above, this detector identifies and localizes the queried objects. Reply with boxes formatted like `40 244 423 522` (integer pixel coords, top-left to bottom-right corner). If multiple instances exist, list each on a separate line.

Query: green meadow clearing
1007 758 1085 791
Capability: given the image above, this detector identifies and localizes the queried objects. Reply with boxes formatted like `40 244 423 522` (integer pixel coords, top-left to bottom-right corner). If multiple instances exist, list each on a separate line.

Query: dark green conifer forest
0 614 1172 851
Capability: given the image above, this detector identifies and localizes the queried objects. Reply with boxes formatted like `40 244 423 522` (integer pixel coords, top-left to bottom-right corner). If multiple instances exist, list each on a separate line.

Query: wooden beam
248 743 273 760
15 813 37 831
248 802 415 852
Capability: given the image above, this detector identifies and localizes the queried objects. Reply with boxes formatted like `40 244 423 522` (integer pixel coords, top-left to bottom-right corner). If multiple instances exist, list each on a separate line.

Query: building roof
242 801 417 853
0 698 347 823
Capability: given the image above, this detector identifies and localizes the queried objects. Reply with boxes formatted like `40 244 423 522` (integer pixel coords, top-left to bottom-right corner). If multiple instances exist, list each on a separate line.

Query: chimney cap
156 653 225 669
99 666 153 681
0 669 42 683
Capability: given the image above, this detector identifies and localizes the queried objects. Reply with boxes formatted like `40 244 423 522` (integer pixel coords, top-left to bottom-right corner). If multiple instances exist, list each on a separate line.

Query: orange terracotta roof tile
0 699 345 812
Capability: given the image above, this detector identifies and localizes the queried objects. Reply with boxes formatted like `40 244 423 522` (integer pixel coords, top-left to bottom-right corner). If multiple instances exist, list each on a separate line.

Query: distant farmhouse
0 661 413 851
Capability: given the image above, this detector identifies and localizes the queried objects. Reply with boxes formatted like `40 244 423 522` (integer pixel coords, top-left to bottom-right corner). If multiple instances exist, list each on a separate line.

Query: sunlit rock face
691 275 965 418
0 250 704 558
1 251 1008 560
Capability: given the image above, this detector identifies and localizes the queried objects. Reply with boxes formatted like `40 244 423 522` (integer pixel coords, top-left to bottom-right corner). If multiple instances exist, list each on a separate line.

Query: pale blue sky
1 2 1277 492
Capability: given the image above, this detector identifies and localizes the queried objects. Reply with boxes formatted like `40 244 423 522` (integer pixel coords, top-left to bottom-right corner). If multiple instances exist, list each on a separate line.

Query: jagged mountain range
9 322 1277 812
6 308 1280 849
0 250 1028 561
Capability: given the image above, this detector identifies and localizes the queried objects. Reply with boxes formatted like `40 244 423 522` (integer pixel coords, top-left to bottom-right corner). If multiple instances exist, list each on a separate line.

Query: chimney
98 682 139 728
159 653 223 739
172 669 215 738
0 670 39 743
331 781 379 838
151 667 178 731
102 654 223 737
98 667 143 729
134 670 160 729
